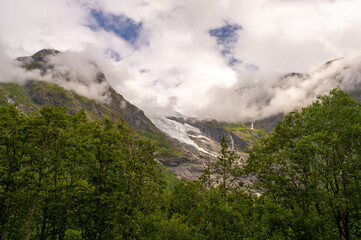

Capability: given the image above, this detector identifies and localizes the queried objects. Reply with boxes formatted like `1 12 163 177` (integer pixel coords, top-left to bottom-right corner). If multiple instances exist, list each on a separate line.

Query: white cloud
0 41 43 84
193 53 361 122
47 49 113 103
2 0 361 121
0 0 97 56
233 0 361 72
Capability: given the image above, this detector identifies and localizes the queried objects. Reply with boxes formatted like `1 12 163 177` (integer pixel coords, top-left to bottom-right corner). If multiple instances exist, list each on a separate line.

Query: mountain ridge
6 49 361 181
2 49 252 180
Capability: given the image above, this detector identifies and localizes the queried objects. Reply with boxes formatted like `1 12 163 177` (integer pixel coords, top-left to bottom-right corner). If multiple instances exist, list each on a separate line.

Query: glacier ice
149 115 216 156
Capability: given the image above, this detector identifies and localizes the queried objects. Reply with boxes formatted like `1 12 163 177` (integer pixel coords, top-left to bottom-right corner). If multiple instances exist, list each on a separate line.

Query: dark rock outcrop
168 116 248 150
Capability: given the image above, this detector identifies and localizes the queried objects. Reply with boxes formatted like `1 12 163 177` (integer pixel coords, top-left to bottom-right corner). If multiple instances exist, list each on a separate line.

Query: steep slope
10 49 351 181
2 50 185 175
15 49 158 133
15 49 272 180
148 115 221 180
148 115 257 180
0 80 190 184
148 56 361 180
251 59 361 130
166 116 266 151
5 49 265 180
1 49 229 180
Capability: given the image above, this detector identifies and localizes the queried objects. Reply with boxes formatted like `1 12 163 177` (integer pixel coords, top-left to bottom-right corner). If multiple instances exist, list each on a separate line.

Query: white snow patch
149 115 216 157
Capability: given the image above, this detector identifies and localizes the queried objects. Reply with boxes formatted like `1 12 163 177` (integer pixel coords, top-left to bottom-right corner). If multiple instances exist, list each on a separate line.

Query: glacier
148 115 216 156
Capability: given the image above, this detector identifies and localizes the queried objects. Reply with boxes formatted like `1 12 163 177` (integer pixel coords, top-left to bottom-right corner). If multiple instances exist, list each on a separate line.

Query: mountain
6 49 361 181
14 49 158 132
147 115 264 179
163 55 361 179
248 57 361 130
1 50 182 176
2 49 262 180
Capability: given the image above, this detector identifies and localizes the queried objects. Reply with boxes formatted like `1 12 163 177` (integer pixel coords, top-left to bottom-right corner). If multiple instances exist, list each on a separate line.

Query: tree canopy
245 88 361 239
2 88 361 239
0 105 165 240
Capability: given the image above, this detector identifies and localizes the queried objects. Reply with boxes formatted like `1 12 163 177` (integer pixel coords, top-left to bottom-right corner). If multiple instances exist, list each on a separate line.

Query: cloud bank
193 54 361 122
2 0 361 121
0 42 44 84
47 50 113 103
0 45 115 104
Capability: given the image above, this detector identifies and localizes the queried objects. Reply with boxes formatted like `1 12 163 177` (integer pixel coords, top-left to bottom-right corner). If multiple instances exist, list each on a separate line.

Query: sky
1 0 361 121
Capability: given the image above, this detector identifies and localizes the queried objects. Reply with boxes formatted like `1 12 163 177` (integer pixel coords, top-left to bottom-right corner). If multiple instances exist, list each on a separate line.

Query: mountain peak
282 72 308 79
32 49 61 62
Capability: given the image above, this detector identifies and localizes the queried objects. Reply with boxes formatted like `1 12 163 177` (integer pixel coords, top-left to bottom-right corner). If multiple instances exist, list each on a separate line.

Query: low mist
48 51 112 104
0 45 113 104
0 43 44 84
3 46 361 124
189 53 361 122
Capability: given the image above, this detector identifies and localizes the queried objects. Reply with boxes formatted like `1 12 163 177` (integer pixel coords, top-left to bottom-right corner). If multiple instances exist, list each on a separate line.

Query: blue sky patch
88 9 143 45
209 23 242 67
228 57 242 67
209 24 242 46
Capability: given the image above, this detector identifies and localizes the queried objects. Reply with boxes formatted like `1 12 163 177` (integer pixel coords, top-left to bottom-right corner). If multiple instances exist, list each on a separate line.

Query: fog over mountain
0 42 44 84
192 54 361 122
2 0 361 122
3 45 361 123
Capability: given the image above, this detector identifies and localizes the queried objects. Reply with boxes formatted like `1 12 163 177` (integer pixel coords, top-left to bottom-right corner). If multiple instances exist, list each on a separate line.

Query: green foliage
0 105 166 240
135 129 182 158
213 137 241 198
3 88 361 239
200 137 241 199
154 164 181 193
168 182 250 240
166 88 361 240
245 88 361 239
0 81 173 156
0 83 39 110
0 81 184 171
255 128 267 138
138 211 198 240
25 61 43 71
222 123 251 132
221 123 266 144
196 189 245 240
167 140 249 240
169 181 204 220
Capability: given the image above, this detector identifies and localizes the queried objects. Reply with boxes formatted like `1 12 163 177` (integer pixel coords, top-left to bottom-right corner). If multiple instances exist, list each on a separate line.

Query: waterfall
228 130 235 151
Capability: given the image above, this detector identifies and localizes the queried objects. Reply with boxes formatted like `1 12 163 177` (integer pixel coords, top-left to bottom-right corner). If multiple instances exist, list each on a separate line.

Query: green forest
1 88 361 240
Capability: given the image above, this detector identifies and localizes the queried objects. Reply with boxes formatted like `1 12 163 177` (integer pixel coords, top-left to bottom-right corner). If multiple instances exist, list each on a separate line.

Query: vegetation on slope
221 123 267 144
2 88 361 239
165 88 361 239
243 88 361 239
0 105 165 239
136 129 183 158
0 83 39 111
0 80 178 159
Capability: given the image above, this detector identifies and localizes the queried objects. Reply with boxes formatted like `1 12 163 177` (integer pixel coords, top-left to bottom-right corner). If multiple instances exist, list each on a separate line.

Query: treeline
2 88 361 239
0 106 163 239
168 89 361 240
